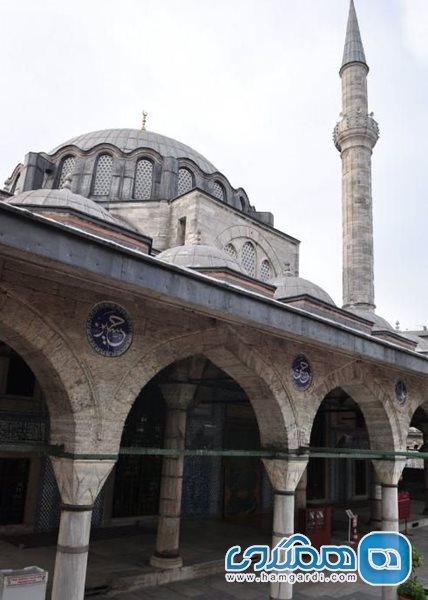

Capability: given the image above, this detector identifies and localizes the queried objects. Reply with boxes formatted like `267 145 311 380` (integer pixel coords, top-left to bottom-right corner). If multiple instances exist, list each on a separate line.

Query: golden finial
141 110 148 131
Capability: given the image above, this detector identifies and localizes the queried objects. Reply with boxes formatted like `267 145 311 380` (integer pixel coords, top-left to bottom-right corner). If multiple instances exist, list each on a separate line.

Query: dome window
93 154 113 196
212 181 225 201
224 243 237 260
134 159 153 200
241 241 256 277
177 168 194 196
58 155 76 189
260 259 272 282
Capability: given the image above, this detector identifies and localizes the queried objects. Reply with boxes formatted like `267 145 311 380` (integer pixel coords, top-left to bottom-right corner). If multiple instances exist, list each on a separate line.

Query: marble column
372 459 406 600
150 383 196 569
263 458 308 600
368 465 382 528
295 466 307 529
50 457 115 600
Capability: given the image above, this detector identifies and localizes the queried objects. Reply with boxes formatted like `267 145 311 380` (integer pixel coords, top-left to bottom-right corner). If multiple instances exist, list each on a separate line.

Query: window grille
224 243 237 260
212 181 225 201
260 259 272 282
134 159 153 200
93 154 113 195
241 242 256 277
58 156 76 189
178 168 194 196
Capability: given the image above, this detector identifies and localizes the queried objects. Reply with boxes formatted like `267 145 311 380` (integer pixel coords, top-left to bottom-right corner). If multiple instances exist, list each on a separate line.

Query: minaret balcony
333 112 379 151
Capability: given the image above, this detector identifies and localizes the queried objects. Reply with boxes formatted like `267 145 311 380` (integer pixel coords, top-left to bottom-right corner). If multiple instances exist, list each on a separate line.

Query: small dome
273 275 336 305
348 309 394 332
7 188 125 227
157 244 244 273
51 128 217 174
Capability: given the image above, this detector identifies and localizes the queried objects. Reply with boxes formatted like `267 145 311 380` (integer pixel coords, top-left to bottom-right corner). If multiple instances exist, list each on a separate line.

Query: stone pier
50 457 115 600
150 383 196 569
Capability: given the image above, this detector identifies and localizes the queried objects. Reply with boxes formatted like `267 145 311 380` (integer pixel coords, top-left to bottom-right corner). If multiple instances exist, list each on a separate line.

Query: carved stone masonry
50 457 116 507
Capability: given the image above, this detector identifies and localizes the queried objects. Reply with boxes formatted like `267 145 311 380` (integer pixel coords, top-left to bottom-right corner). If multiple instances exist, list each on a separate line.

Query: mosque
0 2 427 599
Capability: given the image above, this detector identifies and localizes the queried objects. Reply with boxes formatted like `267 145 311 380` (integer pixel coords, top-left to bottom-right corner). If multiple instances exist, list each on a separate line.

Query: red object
398 491 411 520
298 506 332 549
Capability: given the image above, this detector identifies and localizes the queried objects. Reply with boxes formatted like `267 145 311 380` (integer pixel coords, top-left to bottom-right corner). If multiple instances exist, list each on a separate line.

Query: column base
149 554 183 569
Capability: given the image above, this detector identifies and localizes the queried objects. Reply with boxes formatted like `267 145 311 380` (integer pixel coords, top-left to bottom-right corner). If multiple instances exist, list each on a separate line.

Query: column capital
50 457 115 506
262 457 308 493
372 459 406 487
160 383 197 410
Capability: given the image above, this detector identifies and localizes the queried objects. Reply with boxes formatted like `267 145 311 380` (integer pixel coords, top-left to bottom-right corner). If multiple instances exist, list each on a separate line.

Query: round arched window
241 242 256 277
224 243 238 260
178 168 194 196
58 155 76 189
260 259 272 282
134 159 153 200
212 181 225 201
93 154 113 195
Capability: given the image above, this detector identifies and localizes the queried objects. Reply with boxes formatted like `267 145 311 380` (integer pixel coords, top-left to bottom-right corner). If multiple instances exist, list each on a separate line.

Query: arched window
134 159 153 200
177 168 194 196
212 181 225 201
260 259 272 282
224 243 237 260
241 241 256 277
93 154 113 195
58 155 76 189
239 196 246 211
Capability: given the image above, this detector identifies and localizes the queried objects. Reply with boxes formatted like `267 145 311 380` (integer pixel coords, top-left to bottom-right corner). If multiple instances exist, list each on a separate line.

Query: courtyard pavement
0 503 427 599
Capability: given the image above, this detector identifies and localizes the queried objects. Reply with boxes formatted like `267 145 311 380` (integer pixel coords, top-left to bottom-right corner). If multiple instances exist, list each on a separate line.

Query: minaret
334 0 379 312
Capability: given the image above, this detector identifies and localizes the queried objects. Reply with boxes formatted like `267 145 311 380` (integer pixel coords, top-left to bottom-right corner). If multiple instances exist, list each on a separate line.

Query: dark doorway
0 458 30 525
112 381 166 518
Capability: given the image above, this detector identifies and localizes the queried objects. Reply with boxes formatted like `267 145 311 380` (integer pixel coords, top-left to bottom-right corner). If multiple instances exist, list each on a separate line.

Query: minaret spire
341 0 367 72
334 0 379 312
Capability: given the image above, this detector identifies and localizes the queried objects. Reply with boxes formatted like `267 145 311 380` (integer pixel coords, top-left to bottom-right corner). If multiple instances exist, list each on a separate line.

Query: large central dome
51 128 217 174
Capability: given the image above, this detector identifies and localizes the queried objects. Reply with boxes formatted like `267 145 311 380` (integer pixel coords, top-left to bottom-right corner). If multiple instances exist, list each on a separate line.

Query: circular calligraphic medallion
395 380 408 406
86 302 133 357
291 354 313 390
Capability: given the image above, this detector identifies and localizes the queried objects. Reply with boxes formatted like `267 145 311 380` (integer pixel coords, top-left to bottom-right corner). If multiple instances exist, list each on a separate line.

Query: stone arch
0 289 98 453
216 224 282 276
308 361 403 451
112 326 299 452
408 390 428 427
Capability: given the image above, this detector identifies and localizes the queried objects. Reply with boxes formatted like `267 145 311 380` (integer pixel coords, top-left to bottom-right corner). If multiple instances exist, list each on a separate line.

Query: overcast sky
0 0 427 330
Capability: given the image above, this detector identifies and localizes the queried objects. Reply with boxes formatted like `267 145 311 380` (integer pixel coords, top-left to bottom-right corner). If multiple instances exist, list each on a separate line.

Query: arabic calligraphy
86 303 133 357
291 355 313 390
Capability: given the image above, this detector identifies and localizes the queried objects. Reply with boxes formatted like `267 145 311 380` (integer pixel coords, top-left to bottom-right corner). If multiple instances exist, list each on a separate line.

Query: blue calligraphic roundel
86 302 133 357
291 354 312 390
395 380 407 406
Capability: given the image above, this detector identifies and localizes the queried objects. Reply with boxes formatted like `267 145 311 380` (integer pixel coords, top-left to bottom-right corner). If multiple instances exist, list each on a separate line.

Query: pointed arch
308 361 403 451
0 288 98 453
113 326 299 452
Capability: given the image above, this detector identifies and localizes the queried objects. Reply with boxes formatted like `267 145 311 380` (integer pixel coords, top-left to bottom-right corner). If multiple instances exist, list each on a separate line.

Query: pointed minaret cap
340 0 368 74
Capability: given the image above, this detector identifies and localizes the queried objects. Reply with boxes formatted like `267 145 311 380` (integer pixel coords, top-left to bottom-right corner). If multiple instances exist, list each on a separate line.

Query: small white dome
157 244 244 273
273 275 335 305
8 188 124 227
348 309 394 332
